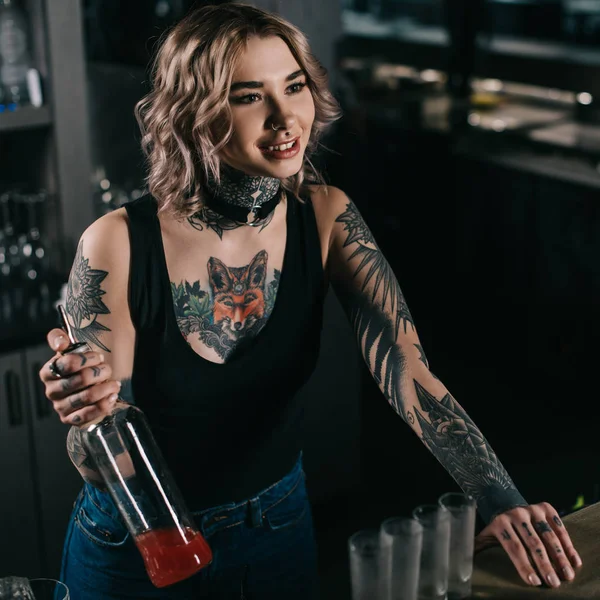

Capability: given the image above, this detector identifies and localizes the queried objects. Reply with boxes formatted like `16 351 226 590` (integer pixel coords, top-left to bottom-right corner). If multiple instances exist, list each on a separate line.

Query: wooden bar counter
472 502 600 599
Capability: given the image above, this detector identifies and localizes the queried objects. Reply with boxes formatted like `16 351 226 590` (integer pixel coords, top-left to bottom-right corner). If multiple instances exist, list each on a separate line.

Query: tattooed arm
41 209 136 487
321 188 582 587
323 190 526 522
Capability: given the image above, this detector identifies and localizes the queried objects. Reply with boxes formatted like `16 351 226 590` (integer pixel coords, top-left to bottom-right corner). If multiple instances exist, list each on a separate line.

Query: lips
258 137 301 160
258 136 300 151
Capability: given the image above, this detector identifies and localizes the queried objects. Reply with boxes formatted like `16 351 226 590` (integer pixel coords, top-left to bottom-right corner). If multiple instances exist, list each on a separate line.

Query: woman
39 3 581 598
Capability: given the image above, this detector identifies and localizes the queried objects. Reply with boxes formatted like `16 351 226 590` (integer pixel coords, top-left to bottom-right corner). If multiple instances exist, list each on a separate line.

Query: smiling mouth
259 137 300 152
257 138 302 161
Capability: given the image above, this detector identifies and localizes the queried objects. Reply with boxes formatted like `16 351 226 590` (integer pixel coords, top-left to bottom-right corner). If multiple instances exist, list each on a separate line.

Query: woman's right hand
39 328 122 427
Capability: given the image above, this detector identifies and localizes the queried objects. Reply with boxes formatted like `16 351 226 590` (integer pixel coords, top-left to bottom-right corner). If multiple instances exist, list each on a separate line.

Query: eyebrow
230 69 305 93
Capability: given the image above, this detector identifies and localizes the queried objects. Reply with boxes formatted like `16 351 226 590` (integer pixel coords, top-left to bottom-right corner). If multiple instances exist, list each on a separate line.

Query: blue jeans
60 455 320 599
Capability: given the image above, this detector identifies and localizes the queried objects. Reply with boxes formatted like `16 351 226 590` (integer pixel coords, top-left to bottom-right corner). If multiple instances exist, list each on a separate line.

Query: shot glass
412 504 451 600
348 528 383 600
380 517 423 600
29 578 70 600
438 493 476 600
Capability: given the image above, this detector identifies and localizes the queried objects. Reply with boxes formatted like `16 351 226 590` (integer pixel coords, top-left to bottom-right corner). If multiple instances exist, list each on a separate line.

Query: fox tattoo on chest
209 250 267 339
171 249 280 361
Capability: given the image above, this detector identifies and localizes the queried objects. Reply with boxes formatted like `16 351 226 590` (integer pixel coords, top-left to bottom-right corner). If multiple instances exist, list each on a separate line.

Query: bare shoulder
308 184 350 220
304 185 350 266
79 207 130 270
307 185 352 257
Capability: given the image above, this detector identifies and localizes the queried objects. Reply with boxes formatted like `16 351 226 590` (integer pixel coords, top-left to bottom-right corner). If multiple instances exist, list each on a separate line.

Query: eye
244 293 257 305
287 81 307 95
221 297 234 307
232 93 262 105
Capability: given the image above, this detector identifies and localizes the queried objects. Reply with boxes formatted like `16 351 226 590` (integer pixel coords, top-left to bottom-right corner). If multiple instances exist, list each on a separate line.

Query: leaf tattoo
348 291 409 421
66 240 111 351
336 201 413 336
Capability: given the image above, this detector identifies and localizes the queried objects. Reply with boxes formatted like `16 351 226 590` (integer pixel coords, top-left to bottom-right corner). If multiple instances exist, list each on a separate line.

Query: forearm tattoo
334 199 527 524
414 343 429 368
413 381 527 523
66 378 134 489
66 240 112 352
415 343 439 380
66 426 106 490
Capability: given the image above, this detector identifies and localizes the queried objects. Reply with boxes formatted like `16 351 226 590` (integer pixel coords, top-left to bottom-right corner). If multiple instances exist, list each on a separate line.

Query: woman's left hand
474 502 583 588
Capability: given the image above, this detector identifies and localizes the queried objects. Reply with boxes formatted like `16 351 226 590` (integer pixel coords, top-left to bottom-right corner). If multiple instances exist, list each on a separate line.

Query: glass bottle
0 0 32 107
56 306 213 587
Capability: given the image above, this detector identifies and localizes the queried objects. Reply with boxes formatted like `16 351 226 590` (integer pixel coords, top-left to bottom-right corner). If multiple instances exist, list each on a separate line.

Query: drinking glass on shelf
28 578 70 600
412 504 451 600
438 493 476 600
348 528 383 600
0 187 56 334
18 189 52 320
0 190 18 328
379 516 423 600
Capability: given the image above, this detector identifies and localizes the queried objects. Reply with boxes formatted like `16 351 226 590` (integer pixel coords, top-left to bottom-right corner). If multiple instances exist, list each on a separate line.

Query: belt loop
248 497 262 528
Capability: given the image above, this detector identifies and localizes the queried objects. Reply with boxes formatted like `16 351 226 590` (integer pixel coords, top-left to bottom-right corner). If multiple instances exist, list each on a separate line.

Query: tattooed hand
39 328 122 427
474 503 583 588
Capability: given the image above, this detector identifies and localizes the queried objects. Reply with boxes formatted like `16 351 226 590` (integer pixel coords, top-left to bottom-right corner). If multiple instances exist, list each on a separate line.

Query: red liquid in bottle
134 527 213 588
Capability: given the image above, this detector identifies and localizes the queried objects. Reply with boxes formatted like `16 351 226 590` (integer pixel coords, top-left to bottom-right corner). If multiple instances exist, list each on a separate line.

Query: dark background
1 1 600 598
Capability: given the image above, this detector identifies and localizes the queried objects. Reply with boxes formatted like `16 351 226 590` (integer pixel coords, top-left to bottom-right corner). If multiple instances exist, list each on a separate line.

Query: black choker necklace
203 169 282 226
204 188 282 225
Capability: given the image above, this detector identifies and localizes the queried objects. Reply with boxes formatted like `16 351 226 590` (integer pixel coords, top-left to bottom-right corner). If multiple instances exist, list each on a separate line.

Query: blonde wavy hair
135 2 342 218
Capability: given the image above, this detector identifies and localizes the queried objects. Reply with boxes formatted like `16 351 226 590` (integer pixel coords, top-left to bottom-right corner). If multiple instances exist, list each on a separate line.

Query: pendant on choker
247 208 259 226
204 189 282 226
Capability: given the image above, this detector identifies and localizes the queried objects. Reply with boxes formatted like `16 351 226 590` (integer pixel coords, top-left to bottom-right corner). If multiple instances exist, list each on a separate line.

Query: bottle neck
81 400 133 430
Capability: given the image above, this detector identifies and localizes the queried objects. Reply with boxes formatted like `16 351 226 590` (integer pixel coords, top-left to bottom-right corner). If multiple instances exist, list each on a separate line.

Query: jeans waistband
193 453 304 536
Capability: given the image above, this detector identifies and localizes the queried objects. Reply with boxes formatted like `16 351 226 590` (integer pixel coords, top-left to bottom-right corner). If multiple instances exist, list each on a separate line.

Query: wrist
477 487 528 524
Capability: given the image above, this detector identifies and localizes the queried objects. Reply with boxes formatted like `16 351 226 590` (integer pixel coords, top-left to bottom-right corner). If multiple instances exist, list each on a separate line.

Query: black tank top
124 194 325 510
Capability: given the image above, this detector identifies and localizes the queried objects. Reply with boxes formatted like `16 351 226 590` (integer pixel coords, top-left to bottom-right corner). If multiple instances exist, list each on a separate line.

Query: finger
47 328 70 352
41 351 106 383
515 517 561 588
45 362 114 401
532 518 575 581
55 382 121 424
65 394 118 427
543 505 583 569
493 518 543 587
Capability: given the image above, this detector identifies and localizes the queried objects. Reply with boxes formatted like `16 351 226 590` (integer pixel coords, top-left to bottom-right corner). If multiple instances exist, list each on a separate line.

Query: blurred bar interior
1 1 599 597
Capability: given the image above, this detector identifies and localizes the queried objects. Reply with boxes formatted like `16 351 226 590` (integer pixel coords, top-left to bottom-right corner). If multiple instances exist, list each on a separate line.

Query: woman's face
220 35 316 179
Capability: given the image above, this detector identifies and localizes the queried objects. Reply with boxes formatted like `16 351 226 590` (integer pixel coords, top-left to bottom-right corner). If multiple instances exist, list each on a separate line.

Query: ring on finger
48 357 63 379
